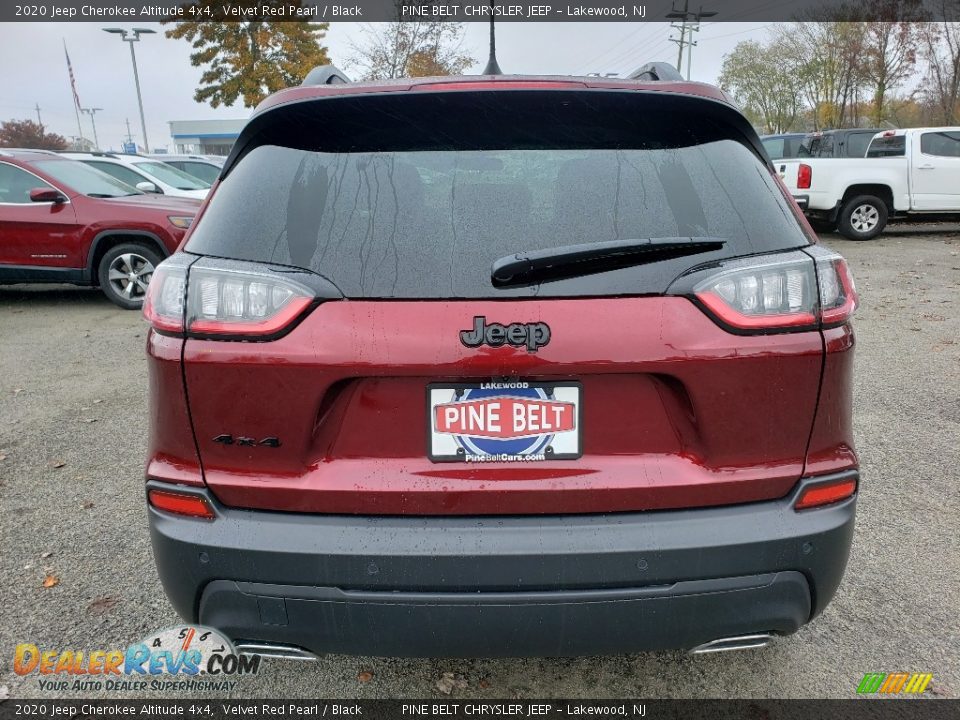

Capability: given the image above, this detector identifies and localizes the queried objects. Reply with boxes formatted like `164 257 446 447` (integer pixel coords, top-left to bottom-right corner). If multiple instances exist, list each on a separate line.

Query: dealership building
167 119 248 156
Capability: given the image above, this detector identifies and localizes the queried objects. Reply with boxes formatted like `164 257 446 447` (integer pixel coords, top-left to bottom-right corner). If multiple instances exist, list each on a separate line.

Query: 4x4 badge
459 316 551 353
213 434 281 448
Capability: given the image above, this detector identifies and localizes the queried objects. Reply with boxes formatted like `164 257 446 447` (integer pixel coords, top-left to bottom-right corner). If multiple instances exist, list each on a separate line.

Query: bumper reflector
148 489 215 519
794 477 857 510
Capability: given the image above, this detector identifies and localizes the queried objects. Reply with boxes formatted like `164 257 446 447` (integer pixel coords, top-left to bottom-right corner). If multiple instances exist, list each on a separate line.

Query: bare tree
861 0 925 125
778 21 866 129
920 5 960 123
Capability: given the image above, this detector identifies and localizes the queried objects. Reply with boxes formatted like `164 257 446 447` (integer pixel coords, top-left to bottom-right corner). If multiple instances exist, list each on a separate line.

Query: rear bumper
148 472 857 658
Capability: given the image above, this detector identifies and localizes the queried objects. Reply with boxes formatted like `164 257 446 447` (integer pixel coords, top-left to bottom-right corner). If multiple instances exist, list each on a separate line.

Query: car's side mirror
136 181 162 194
29 188 67 204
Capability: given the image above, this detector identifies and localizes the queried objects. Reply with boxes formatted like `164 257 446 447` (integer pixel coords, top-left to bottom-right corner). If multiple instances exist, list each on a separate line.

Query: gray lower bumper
148 473 857 657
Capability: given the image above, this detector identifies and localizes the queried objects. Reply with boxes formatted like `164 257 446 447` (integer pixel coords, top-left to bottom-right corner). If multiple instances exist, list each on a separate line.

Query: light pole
103 27 155 152
81 107 103 150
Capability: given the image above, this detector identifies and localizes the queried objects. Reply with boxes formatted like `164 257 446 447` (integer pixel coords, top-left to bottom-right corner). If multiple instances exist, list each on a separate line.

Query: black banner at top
4 0 960 23
0 701 958 720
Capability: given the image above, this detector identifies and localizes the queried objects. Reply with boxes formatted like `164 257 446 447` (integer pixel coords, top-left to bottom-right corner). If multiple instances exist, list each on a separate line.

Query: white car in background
60 152 210 200
145 154 224 185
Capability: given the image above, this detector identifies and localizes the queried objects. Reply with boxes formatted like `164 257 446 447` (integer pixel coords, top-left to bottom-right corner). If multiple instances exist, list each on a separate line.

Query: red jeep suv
0 149 199 309
144 67 859 658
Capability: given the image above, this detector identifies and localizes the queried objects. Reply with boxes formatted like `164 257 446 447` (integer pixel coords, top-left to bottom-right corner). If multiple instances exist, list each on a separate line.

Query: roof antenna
482 2 503 75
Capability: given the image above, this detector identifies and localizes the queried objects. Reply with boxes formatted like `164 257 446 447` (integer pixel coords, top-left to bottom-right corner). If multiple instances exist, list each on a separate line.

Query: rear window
762 137 785 159
187 92 809 298
867 135 906 157
845 132 873 158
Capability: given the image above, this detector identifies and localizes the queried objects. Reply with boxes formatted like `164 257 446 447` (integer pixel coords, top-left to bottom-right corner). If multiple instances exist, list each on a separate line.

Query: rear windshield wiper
491 237 727 288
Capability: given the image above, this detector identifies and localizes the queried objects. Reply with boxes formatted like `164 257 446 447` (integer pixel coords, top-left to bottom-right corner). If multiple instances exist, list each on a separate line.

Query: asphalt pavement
0 228 958 699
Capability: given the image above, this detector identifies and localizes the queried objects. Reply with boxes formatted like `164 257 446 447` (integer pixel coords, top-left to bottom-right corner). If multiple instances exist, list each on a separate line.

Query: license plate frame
426 380 582 463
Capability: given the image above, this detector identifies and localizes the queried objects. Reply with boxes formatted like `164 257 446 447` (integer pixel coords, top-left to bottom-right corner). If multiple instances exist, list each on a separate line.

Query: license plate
427 381 582 462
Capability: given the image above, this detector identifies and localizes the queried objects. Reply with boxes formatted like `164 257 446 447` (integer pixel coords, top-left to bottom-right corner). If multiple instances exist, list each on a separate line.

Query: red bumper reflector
148 489 215 519
794 478 857 510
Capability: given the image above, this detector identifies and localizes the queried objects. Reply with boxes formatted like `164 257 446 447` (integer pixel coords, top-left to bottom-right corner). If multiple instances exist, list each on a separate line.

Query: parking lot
0 229 958 700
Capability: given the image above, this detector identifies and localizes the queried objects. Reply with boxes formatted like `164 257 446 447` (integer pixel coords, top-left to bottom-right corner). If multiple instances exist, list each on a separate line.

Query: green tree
164 2 330 108
0 119 67 150
718 40 803 133
348 20 475 80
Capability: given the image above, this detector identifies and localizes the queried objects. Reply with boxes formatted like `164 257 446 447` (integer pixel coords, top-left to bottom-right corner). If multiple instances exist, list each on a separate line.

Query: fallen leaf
357 671 373 683
479 678 491 689
40 551 52 559
12 388 22 395
93 399 103 404
81 501 94 509
436 673 456 695
435 672 467 695
0 453 7 461
82 418 98 424
88 595 119 614
49 460 66 469
42 574 59 588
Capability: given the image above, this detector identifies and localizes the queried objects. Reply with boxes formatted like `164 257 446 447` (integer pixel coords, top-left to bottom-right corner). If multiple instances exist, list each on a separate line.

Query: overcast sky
0 21 770 151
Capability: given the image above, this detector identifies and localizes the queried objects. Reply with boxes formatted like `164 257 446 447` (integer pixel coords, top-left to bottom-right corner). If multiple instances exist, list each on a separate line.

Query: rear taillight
143 263 186 333
186 266 313 337
797 163 812 190
690 248 858 333
813 250 858 326
144 258 315 339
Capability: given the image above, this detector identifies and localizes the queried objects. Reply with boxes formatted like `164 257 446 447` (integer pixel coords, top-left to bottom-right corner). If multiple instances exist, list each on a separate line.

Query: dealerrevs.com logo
857 672 934 694
14 625 259 692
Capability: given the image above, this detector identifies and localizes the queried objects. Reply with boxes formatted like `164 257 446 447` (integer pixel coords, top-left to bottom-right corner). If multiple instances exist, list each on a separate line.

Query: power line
575 24 664 75
667 0 718 80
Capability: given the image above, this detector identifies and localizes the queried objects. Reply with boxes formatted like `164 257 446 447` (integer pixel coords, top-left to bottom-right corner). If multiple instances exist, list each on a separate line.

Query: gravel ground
0 227 958 700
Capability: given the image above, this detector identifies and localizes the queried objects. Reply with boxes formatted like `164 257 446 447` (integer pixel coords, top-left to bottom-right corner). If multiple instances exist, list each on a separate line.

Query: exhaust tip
234 641 318 661
690 633 773 655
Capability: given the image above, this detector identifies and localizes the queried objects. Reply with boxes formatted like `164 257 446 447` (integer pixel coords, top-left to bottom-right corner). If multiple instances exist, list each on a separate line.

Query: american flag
64 42 81 110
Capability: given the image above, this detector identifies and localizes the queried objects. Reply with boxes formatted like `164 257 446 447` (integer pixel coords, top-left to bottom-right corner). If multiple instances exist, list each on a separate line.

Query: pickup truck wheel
97 243 163 310
838 195 887 240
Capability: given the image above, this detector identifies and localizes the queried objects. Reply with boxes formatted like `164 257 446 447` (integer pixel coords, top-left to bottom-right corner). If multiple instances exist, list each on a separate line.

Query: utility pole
81 107 103 150
125 118 134 142
35 103 43 129
666 1 717 80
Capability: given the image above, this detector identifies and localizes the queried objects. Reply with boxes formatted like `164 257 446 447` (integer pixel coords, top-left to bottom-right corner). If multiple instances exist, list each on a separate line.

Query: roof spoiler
627 62 684 82
302 65 351 86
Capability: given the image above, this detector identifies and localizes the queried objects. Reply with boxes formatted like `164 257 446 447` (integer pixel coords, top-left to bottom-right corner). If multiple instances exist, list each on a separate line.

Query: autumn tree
719 41 803 133
0 120 68 150
860 0 925 125
777 21 866 130
164 2 331 108
348 20 475 80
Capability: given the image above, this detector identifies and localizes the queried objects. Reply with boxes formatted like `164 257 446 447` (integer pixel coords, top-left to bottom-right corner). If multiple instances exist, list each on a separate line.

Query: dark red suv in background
0 149 199 308
144 66 860 658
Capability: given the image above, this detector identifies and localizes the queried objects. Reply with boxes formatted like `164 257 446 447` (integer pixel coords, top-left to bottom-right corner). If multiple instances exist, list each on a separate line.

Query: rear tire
837 195 887 240
97 243 163 310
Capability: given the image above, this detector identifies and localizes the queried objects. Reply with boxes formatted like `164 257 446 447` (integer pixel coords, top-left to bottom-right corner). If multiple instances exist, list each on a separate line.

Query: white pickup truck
778 127 960 239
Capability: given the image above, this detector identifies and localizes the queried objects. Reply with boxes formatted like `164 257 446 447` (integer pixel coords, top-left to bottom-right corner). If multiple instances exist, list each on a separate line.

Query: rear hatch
170 85 824 515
